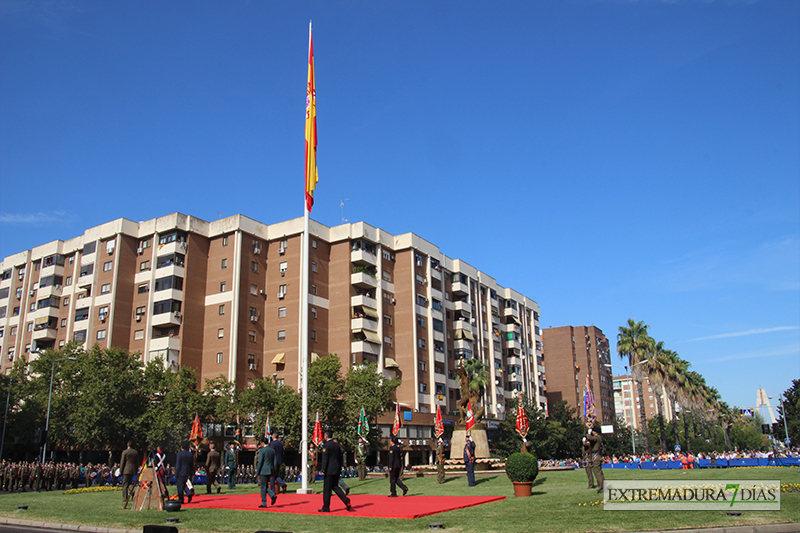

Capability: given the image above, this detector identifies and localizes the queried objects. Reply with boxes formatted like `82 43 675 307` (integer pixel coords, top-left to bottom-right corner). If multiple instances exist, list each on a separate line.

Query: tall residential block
541 325 615 425
0 213 546 424
612 374 674 430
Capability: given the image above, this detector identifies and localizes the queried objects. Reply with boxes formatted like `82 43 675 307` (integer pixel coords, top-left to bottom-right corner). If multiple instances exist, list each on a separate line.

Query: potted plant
505 452 538 497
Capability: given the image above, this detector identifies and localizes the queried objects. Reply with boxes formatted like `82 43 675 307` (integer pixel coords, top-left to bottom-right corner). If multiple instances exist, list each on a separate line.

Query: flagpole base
448 425 490 462
296 488 314 495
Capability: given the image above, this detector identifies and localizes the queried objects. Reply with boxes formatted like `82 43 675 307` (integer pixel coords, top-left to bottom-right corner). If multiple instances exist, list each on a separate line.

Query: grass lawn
0 467 798 533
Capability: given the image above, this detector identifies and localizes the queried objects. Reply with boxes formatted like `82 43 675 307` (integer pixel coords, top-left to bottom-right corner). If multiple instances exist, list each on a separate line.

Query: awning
362 330 381 344
35 316 50 325
361 306 378 319
271 353 286 364
454 328 474 341
384 357 399 368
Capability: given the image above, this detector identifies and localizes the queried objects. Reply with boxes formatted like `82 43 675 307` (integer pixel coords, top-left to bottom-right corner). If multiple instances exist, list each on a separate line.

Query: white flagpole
298 20 312 496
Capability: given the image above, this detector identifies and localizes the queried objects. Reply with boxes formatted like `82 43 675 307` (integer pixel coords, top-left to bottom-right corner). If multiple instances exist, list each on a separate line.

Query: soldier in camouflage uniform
70 463 81 489
18 462 30 491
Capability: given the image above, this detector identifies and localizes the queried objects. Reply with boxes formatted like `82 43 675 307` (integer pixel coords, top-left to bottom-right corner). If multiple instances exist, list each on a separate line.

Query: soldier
18 461 30 492
587 427 604 493
70 463 81 490
357 438 367 481
582 437 595 489
436 437 446 484
388 437 408 497
32 461 43 491
224 442 239 490
205 442 221 494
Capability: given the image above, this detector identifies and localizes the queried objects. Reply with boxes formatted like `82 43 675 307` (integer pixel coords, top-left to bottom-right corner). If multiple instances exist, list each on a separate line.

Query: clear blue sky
1 1 798 413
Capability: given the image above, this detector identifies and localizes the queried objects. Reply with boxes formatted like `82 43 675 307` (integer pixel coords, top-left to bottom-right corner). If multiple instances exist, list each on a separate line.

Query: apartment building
612 374 674 430
0 213 546 426
541 325 615 425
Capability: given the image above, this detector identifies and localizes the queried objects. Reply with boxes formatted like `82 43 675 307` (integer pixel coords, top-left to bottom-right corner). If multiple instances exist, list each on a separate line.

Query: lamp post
42 357 77 464
606 359 648 455
769 394 791 446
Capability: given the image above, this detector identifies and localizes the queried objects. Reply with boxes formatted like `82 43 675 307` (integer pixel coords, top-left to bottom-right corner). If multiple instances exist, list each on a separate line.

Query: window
218 304 225 315
311 284 317 295
10 326 17 336
101 283 111 294
98 306 109 320
310 306 317 318
103 261 112 272
419 383 428 393
140 260 150 271
278 307 286 318
82 241 96 255
0 328 4 338
433 319 444 332
418 338 426 349
250 284 258 295
251 261 258 272
248 330 256 342
279 240 288 253
311 262 317 273
417 294 427 306
12 306 19 316
221 258 228 269
220 281 227 292
27 322 33 332
279 262 288 275
135 306 146 317
61 318 67 328
29 302 36 312
417 316 425 327
432 299 442 311
312 239 317 249
140 239 151 250
253 240 261 254
249 306 258 319
73 330 87 342
96 329 107 340
278 284 287 298
277 330 286 342
384 314 392 325
156 253 184 268
75 307 89 321
65 276 72 286
134 329 144 341
154 276 183 291
223 236 228 246
218 328 224 339
217 353 223 364
382 271 391 282
79 263 94 277
419 361 427 371
384 336 392 346
153 299 181 315
138 283 149 294
311 330 317 341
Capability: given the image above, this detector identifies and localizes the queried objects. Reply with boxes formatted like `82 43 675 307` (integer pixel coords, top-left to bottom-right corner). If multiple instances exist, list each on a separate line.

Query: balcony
149 335 181 353
32 326 57 341
351 340 380 356
37 284 63 300
351 248 377 266
152 311 182 327
506 338 521 350
351 294 377 309
453 327 474 342
434 351 445 364
155 264 185 280
154 288 183 302
451 280 468 296
506 355 522 367
351 272 377 291
351 317 378 332
453 300 471 315
157 240 188 257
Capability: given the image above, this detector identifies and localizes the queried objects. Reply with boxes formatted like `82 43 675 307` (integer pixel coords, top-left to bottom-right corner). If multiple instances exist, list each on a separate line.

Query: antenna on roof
340 199 349 223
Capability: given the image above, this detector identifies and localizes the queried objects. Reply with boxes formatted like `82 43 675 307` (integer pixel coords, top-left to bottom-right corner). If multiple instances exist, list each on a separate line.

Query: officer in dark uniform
388 437 408 497
582 437 595 488
587 428 604 493
318 430 352 512
464 435 476 487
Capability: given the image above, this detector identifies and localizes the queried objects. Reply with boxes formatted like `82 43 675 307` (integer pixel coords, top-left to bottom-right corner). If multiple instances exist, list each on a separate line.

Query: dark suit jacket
256 444 276 476
269 439 285 466
120 447 139 475
175 449 195 478
319 439 343 476
388 443 403 469
206 449 221 473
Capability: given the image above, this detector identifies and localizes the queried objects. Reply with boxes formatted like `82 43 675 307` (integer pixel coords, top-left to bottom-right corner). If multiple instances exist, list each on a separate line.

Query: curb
0 516 140 533
624 524 800 533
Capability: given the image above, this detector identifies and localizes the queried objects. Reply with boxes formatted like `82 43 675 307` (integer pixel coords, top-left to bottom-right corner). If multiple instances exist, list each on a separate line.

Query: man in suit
269 435 288 494
175 442 195 504
205 442 221 494
318 430 352 512
587 427 604 493
388 437 408 497
224 443 239 490
120 441 139 502
256 436 277 508
582 437 595 488
464 435 476 487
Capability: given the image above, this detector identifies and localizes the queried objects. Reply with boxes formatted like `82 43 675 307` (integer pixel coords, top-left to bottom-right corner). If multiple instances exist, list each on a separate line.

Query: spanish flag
304 23 318 212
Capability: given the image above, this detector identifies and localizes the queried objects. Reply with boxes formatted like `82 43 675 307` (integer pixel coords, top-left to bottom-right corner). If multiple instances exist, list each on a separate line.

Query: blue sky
1 0 798 412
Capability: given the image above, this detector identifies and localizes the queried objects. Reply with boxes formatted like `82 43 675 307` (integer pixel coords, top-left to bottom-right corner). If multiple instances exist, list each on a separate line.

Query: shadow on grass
533 476 547 487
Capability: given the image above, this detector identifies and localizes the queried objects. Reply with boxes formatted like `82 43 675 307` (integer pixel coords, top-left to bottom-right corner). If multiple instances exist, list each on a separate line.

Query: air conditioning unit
259 289 265 295
174 311 181 319
29 290 35 296
250 315 258 322
279 247 286 255
391 298 396 304
254 246 261 254
137 247 143 255
278 293 285 300
135 316 142 322
100 317 106 323
280 271 285 277
249 363 257 370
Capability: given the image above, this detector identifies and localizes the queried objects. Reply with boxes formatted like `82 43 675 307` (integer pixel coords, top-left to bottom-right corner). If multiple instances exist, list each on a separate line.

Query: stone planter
512 481 533 497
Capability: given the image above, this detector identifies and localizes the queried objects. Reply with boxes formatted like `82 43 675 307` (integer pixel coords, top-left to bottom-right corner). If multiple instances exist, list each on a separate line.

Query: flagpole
298 20 313 496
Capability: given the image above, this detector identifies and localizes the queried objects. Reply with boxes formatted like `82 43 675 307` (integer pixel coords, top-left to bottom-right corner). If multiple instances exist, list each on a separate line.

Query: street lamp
769 394 791 447
0 375 14 463
606 360 648 455
42 357 77 464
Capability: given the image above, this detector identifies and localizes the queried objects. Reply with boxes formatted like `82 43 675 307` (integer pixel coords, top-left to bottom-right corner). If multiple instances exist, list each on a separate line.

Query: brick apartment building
541 325 615 425
0 213 546 460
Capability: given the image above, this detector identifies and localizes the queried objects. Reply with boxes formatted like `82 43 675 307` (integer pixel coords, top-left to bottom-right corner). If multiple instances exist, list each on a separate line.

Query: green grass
1 467 798 533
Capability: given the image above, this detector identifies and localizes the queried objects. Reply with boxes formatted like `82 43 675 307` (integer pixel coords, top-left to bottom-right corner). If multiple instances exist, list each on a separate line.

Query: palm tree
647 341 671 452
664 352 688 448
617 318 654 453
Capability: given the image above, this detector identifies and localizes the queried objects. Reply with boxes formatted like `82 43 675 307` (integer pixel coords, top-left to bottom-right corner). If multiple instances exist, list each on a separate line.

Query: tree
617 318 654 453
774 379 799 447
494 396 559 459
137 363 203 450
547 400 585 459
342 362 400 449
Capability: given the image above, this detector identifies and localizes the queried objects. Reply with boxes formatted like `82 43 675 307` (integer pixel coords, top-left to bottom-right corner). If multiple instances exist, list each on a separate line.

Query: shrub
505 452 538 483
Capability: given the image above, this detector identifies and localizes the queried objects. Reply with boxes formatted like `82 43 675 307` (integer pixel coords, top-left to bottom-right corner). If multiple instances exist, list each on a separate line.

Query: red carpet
188 492 505 518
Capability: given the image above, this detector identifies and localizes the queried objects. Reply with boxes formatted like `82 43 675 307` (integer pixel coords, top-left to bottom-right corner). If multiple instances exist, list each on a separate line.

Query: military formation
1 460 86 492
